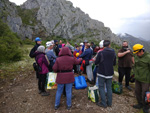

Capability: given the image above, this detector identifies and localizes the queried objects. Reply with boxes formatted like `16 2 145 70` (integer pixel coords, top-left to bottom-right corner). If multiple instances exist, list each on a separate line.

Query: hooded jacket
53 47 82 84
34 52 49 75
134 52 150 83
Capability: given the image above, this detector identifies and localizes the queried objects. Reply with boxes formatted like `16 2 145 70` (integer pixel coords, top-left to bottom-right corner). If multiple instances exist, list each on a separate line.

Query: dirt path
0 71 140 113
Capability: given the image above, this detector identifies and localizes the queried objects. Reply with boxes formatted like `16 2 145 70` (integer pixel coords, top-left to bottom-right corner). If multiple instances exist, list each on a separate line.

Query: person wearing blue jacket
79 43 94 84
81 40 88 52
45 42 57 72
95 40 116 108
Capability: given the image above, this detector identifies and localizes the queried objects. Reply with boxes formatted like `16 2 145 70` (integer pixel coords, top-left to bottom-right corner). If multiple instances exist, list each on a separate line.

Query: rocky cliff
0 0 122 45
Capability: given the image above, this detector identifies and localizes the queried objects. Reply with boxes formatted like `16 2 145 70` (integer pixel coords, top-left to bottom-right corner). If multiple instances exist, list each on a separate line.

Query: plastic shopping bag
74 76 87 89
112 81 122 94
46 72 57 89
88 86 99 103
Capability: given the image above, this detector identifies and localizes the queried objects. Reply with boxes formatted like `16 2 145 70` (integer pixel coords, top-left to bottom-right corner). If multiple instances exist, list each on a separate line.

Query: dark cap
104 40 110 47
54 40 58 43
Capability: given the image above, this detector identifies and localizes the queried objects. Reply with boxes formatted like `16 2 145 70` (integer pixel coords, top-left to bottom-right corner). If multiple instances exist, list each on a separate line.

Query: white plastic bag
88 86 99 102
46 72 57 89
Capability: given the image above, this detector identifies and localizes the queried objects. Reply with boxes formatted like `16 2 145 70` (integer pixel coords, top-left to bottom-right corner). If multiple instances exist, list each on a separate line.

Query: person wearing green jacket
132 44 150 113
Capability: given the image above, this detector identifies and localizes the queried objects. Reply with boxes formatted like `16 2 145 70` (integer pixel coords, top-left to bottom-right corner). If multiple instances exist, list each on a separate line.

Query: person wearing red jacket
53 47 82 110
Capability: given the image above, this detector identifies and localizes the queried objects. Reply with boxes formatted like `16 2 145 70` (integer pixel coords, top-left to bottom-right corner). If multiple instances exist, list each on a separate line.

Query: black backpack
33 62 42 72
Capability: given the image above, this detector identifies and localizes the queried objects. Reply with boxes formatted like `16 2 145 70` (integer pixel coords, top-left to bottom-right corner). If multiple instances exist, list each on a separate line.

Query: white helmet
99 40 104 48
80 42 84 46
46 41 53 48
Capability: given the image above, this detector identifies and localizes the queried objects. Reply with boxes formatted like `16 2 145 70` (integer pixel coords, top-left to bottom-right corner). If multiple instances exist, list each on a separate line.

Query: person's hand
126 49 130 53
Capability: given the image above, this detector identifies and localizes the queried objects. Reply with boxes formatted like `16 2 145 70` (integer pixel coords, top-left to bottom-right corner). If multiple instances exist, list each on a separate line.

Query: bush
0 19 22 63
23 38 34 45
17 6 39 26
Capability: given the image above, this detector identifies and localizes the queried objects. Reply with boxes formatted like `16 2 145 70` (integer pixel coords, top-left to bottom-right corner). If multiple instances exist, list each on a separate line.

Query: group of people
29 37 150 113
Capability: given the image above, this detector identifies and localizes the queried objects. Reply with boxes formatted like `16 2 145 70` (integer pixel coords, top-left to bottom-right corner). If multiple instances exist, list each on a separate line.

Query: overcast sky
9 0 150 40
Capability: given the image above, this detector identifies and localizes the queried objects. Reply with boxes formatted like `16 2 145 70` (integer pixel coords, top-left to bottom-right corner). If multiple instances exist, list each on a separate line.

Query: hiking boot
107 101 112 107
86 79 90 82
41 92 50 96
125 86 132 91
107 105 112 107
67 105 72 110
132 104 143 109
55 105 59 110
38 90 42 94
97 102 107 108
87 79 95 85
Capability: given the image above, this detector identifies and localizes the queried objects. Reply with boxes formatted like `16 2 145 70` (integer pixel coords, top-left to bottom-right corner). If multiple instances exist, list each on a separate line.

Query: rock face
0 0 122 45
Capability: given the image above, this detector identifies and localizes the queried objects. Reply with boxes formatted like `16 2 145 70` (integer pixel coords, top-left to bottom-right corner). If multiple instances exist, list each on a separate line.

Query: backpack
112 81 122 94
33 62 42 72
29 47 36 58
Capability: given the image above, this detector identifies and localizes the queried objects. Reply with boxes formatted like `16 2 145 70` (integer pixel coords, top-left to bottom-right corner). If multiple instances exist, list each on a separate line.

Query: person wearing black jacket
95 40 116 108
29 37 41 58
29 37 41 78
54 40 60 56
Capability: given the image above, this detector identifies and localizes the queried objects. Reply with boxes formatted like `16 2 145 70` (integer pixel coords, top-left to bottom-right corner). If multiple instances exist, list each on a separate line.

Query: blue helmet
35 37 41 42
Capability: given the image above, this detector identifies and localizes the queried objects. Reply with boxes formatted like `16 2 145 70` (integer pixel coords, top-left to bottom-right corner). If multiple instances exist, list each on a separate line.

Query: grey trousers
86 61 93 81
135 80 150 108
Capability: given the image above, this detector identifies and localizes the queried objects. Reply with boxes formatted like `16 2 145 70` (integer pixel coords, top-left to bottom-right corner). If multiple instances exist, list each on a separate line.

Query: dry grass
0 45 34 82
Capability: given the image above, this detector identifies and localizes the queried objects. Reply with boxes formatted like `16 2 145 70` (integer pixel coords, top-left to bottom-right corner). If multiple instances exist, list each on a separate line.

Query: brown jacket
118 49 133 67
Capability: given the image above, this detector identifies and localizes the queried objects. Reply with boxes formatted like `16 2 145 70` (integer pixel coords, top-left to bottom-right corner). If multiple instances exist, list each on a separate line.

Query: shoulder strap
45 55 50 65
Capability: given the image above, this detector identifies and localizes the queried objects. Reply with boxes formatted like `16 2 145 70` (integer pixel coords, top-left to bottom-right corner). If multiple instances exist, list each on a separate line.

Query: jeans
96 77 107 93
76 65 81 73
118 67 131 86
86 61 93 81
98 76 112 106
55 83 73 106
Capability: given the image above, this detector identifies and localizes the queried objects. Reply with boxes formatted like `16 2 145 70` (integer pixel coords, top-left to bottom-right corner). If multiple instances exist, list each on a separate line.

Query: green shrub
17 6 39 26
23 38 34 45
0 19 22 63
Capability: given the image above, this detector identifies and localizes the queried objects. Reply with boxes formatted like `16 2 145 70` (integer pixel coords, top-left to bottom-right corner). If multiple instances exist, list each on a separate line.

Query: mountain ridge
117 33 150 52
0 0 122 45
